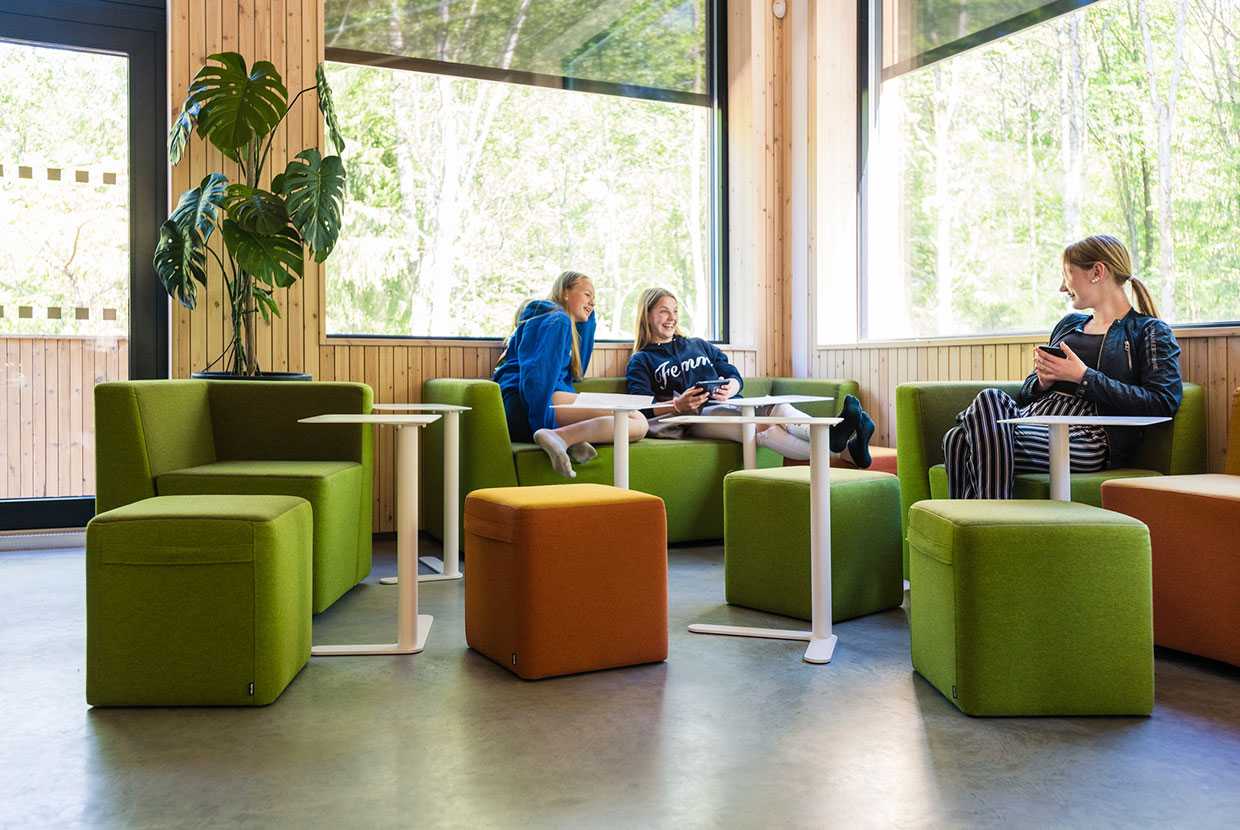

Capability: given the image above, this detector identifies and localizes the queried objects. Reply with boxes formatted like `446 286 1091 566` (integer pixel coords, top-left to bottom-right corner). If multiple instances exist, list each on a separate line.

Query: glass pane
324 62 714 340
883 0 1096 73
0 42 129 500
866 0 1240 339
325 0 710 96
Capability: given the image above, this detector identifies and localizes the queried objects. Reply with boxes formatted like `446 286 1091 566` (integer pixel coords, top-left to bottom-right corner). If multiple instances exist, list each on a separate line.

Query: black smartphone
693 378 729 394
1037 344 1067 359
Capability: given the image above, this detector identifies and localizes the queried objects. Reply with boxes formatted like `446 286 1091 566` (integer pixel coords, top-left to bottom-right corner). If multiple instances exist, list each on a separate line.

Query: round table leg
805 423 837 664
1048 423 1071 501
741 405 757 469
613 410 630 489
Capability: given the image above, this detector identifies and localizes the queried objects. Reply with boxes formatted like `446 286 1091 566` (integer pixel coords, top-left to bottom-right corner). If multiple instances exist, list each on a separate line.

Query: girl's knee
628 412 649 440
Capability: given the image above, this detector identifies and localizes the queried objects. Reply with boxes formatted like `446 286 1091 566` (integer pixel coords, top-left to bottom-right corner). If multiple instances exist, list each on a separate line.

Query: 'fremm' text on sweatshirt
626 336 744 405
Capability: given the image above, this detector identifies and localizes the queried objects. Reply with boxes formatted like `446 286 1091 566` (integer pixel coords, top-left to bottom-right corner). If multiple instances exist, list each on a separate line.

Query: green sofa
896 380 1206 576
94 380 374 613
421 376 856 545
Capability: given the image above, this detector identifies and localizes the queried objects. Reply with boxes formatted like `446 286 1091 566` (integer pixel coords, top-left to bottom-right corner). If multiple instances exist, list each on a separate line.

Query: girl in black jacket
626 287 875 465
943 235 1183 498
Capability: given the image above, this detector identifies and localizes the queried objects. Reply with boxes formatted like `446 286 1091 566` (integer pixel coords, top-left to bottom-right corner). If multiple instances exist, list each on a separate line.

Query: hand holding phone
1037 344 1067 359
693 378 728 395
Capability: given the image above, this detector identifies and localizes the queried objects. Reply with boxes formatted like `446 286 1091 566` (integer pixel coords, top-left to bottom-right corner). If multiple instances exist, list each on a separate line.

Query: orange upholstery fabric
464 484 668 679
783 445 898 475
1102 474 1240 667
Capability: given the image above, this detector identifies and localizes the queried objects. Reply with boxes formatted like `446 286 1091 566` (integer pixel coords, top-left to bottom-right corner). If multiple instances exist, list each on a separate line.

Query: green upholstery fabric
908 499 1153 716
157 460 366 613
94 380 373 614
94 381 216 512
723 466 904 622
86 495 312 706
896 381 1206 577
423 376 855 545
927 465 1162 504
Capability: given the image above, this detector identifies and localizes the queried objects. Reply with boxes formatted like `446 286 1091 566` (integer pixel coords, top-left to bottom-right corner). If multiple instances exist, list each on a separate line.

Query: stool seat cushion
87 494 312 706
723 466 904 622
1102 474 1240 667
157 460 366 613
908 499 1153 716
465 484 667 679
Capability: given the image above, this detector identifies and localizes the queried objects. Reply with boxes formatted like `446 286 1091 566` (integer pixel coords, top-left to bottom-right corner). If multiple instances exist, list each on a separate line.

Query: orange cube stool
464 484 668 679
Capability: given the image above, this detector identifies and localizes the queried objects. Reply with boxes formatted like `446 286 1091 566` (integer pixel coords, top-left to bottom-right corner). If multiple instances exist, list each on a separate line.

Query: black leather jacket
1018 309 1183 466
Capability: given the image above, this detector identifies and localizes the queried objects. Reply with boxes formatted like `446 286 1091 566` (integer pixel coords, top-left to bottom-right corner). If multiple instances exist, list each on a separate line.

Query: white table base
686 421 837 665
311 423 433 657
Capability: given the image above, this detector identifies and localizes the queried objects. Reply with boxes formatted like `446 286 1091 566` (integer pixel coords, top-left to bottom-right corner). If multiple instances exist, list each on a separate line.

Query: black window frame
322 0 730 344
0 0 167 531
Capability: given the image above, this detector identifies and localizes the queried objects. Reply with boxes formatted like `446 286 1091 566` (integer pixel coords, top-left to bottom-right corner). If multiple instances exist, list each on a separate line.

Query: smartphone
1037 344 1067 359
693 378 729 394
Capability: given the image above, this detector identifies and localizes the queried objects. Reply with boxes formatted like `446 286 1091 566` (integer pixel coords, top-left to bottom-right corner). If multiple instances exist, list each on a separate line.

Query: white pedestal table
665 414 843 665
372 403 470 583
709 395 832 469
550 402 647 489
298 413 440 656
997 415 1170 501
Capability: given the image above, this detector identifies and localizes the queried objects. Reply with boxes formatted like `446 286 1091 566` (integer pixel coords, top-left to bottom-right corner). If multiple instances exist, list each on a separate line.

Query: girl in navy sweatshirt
626 287 875 465
493 271 647 477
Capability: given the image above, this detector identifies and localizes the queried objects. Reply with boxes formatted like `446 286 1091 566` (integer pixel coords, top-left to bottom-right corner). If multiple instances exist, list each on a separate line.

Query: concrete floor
2 540 1239 830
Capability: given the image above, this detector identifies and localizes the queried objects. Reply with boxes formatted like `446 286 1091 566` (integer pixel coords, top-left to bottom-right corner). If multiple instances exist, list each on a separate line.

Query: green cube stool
724 466 904 622
87 495 313 706
908 500 1153 717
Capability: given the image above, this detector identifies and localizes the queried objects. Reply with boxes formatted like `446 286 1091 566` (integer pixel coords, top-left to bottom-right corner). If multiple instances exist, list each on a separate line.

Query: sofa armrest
421 379 519 544
769 377 859 418
1130 381 1206 475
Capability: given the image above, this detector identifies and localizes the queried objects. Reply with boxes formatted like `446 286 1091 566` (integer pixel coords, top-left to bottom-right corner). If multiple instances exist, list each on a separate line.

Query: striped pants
942 389 1109 500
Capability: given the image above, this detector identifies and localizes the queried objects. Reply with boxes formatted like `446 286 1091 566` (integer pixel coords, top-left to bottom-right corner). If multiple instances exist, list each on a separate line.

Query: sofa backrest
94 380 216 512
1128 382 1206 475
208 381 371 462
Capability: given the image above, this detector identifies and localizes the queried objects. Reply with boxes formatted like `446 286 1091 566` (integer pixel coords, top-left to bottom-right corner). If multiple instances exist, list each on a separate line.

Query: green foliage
186 53 288 155
152 51 347 374
221 220 303 290
316 64 347 154
275 149 347 263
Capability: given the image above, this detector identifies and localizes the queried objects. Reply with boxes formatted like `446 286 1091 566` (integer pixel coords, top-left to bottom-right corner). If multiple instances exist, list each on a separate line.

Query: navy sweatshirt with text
626 336 744 415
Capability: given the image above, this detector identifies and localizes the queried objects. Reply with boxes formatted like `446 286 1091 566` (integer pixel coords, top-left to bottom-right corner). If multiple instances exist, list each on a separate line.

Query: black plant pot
191 370 312 381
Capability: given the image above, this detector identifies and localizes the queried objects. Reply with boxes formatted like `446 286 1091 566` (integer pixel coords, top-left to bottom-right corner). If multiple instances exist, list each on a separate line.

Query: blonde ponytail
1127 276 1160 318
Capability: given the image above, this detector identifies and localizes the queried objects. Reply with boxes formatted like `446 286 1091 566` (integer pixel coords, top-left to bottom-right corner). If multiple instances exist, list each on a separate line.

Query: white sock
534 429 576 478
568 442 597 464
771 404 811 442
756 425 810 461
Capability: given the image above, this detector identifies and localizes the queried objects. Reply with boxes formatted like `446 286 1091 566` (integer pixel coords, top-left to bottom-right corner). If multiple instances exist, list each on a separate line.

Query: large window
860 0 1240 341
323 1 725 341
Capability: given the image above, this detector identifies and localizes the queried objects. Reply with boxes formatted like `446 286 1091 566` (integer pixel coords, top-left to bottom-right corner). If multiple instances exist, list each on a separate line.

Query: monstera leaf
221 219 303 288
273 149 345 263
224 184 289 234
316 63 346 154
187 52 287 154
168 100 199 165
154 173 228 309
252 284 281 322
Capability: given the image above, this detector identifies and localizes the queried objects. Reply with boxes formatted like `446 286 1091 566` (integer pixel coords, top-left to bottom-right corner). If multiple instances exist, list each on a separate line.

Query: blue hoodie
493 300 596 439
626 335 744 415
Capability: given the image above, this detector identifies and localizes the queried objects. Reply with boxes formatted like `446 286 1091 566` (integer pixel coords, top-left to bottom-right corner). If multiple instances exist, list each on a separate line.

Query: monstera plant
155 52 346 376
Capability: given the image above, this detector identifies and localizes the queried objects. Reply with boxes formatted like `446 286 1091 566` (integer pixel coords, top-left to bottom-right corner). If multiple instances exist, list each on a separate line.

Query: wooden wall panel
815 331 1240 472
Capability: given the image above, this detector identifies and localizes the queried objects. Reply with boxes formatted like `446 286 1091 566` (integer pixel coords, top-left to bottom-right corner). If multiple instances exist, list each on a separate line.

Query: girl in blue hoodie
493 271 648 477
625 287 875 466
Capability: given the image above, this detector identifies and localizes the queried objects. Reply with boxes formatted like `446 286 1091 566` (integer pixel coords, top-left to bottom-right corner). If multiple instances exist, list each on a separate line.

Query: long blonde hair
550 270 590 380
633 287 686 354
1063 235 1160 318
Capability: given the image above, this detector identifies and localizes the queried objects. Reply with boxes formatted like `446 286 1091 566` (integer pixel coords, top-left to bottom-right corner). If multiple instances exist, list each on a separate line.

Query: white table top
998 415 1170 427
299 413 441 426
551 403 648 411
372 403 471 412
664 415 843 426
721 394 832 408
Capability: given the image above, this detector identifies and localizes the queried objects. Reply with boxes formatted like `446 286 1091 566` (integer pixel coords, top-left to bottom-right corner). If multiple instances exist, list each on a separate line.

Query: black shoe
831 395 862 453
847 409 875 469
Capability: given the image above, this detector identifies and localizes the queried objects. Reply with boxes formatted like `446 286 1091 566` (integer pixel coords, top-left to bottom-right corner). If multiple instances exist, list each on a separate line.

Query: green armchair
420 376 856 547
895 380 1206 576
94 380 374 613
